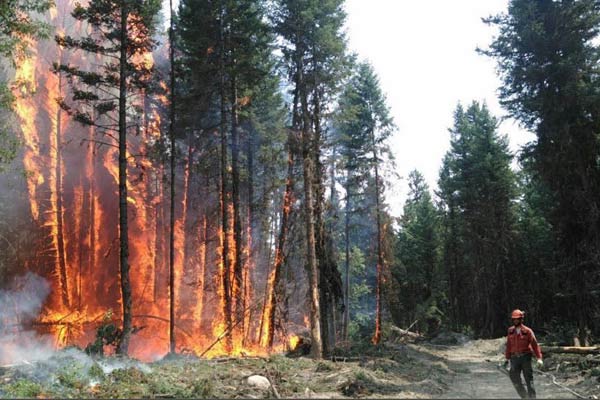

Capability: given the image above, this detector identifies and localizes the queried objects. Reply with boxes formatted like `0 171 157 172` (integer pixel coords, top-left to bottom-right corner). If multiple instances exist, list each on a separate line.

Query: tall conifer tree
54 0 160 354
335 62 394 344
484 0 600 342
438 102 517 336
394 170 441 334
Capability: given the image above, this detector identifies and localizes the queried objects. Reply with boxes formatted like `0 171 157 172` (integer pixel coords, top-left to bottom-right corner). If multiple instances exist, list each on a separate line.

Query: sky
344 0 536 217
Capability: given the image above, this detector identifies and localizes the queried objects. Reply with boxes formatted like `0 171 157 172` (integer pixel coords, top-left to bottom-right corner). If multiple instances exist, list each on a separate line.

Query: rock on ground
246 375 271 390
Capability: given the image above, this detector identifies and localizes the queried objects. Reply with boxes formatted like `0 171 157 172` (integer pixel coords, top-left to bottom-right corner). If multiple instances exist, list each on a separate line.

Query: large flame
14 54 40 221
4 0 305 363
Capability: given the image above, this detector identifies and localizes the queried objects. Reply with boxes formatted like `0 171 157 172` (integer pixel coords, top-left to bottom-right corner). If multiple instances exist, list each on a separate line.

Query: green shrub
88 363 105 380
4 379 43 398
55 363 88 389
85 310 122 356
191 378 214 398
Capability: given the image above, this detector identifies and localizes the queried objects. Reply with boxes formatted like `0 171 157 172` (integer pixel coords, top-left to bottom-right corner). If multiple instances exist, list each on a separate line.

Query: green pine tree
0 0 53 61
438 102 518 337
394 170 442 335
335 61 395 343
483 0 600 343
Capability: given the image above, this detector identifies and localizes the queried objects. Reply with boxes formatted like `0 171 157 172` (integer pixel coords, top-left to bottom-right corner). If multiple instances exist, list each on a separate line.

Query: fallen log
542 346 600 355
389 325 422 339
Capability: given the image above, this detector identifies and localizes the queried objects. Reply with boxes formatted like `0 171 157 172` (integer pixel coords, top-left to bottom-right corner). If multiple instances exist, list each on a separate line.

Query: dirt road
410 338 579 399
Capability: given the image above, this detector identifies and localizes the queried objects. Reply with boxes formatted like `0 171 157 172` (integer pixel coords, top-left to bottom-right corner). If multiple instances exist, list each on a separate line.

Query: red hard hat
511 309 525 319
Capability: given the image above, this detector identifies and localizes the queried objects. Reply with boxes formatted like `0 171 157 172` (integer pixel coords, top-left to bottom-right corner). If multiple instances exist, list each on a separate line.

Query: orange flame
3 0 304 364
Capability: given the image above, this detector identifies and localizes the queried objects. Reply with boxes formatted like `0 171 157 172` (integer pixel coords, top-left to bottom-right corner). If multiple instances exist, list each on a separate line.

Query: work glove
536 359 543 368
503 360 510 370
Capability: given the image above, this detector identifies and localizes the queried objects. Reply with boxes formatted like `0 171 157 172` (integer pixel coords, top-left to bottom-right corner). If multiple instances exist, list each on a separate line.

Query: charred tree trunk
230 71 245 336
168 0 177 355
116 1 132 355
87 28 100 310
179 137 194 319
196 174 211 334
55 69 69 309
244 122 255 345
247 131 254 248
218 5 233 353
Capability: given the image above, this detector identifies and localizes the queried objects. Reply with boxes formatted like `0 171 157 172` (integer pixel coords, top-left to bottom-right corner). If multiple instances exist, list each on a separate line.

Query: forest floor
1 334 599 398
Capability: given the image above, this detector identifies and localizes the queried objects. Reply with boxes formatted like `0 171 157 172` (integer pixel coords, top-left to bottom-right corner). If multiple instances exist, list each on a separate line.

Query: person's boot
525 380 536 398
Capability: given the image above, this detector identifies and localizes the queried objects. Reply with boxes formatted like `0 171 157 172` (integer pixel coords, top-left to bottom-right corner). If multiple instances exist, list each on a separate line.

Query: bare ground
407 338 583 399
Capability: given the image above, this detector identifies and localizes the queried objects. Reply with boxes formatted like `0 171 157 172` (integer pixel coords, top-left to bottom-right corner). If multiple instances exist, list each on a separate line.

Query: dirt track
409 339 578 399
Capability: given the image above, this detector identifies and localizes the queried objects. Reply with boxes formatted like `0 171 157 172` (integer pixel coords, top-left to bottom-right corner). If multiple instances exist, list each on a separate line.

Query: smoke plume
0 272 53 365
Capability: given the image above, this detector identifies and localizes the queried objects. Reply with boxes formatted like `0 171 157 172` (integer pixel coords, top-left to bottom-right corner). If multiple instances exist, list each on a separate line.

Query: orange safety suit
505 324 542 360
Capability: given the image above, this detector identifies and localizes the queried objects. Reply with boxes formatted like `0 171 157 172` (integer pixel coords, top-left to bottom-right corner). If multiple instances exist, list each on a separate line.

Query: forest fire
3 0 304 363
4 0 600 397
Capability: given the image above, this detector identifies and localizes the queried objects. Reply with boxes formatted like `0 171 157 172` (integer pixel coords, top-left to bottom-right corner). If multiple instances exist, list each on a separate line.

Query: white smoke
0 272 153 381
0 272 54 365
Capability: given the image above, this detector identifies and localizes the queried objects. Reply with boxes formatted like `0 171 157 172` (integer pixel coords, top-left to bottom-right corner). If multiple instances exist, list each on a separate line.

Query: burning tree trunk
371 132 383 346
196 174 211 335
116 1 132 355
260 134 295 349
180 137 194 314
154 168 166 303
168 0 177 355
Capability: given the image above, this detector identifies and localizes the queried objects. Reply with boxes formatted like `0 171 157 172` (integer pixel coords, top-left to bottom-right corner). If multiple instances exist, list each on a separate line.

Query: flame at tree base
2 0 308 364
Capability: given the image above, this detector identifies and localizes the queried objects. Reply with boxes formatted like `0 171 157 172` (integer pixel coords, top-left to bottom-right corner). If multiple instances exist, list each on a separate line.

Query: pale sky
344 0 536 217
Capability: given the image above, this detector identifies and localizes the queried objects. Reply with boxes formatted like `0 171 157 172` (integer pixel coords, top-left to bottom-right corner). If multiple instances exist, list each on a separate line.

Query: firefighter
504 309 543 399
